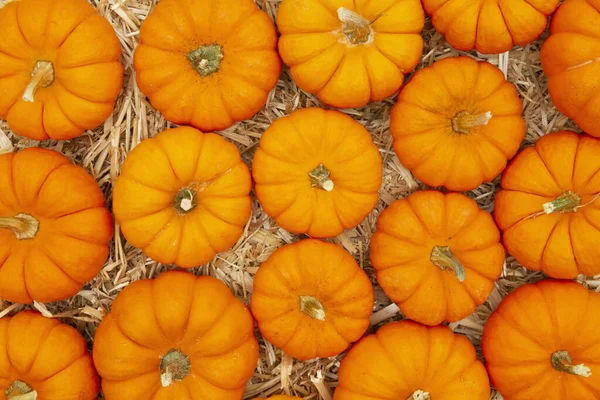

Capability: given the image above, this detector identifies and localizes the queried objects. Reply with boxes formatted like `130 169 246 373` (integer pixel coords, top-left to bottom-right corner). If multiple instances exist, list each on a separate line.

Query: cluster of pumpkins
1 0 600 399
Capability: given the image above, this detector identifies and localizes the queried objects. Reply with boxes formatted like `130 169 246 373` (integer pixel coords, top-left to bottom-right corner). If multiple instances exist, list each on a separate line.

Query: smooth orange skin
391 56 525 191
494 131 600 279
112 126 252 268
541 0 600 138
251 239 374 361
0 311 99 400
423 0 558 54
0 0 123 140
277 0 424 108
0 148 113 304
482 280 600 399
93 271 258 400
253 108 382 238
371 191 504 326
134 0 281 132
335 320 490 399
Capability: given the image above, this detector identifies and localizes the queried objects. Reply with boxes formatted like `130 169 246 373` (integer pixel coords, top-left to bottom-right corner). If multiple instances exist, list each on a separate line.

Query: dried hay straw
0 0 598 399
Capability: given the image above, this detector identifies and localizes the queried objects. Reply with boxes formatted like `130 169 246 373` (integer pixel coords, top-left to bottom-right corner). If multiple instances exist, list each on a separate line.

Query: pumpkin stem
174 188 198 215
309 164 334 192
6 380 37 400
552 350 591 377
0 214 39 240
23 61 54 102
407 390 431 400
299 295 326 321
430 246 466 282
0 130 13 155
543 191 581 214
451 111 493 134
337 7 373 45
160 349 191 387
188 44 224 77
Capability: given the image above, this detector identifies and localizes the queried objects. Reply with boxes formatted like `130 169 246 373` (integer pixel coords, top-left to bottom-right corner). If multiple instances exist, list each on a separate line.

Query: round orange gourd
113 126 252 268
0 0 123 140
0 311 99 400
494 131 600 279
482 280 600 399
93 270 258 400
370 191 504 326
134 0 281 132
277 0 424 108
423 0 559 54
0 148 113 304
253 108 382 238
541 0 600 138
335 320 490 399
251 239 374 360
391 56 525 191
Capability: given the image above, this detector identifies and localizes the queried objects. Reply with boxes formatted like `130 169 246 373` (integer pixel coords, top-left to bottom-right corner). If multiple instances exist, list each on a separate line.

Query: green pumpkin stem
452 110 493 134
188 44 224 76
407 390 431 400
543 191 581 214
23 61 54 102
174 188 198 215
430 246 466 282
5 380 37 400
552 350 591 377
299 295 326 321
309 164 334 192
338 7 373 45
160 349 191 387
0 214 39 240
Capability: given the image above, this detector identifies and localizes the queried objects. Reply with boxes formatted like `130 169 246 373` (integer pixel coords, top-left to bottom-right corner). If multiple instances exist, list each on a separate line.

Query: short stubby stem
451 110 493 134
309 164 334 192
6 380 37 400
23 61 54 102
299 295 326 321
174 188 198 215
160 349 191 387
552 350 592 377
338 7 373 45
543 191 581 214
188 44 224 77
0 214 39 240
408 390 431 400
430 246 466 282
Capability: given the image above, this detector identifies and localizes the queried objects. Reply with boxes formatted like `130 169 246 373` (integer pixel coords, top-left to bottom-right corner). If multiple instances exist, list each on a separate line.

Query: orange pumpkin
482 280 600 399
277 0 424 108
391 56 525 191
541 0 600 138
371 191 504 326
0 0 123 140
0 148 113 304
113 126 252 268
93 270 258 400
253 108 382 238
251 239 374 361
0 311 99 400
495 131 600 279
423 0 559 54
335 320 490 399
134 0 281 132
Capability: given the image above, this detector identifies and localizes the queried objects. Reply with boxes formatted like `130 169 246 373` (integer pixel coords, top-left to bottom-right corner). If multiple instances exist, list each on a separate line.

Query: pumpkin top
482 280 600 399
0 0 123 140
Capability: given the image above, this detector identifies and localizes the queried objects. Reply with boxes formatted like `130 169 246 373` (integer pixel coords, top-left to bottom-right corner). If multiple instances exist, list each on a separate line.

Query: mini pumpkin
251 239 374 361
134 0 281 132
0 0 123 140
423 0 559 54
0 311 99 400
541 0 600 138
93 270 258 400
253 108 382 238
0 148 113 304
113 126 252 268
391 56 525 191
482 280 600 399
335 320 490 399
277 0 424 108
495 131 600 278
371 191 504 326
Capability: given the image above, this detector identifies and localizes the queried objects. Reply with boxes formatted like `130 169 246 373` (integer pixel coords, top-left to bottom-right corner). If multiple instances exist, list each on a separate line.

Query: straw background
0 0 596 399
